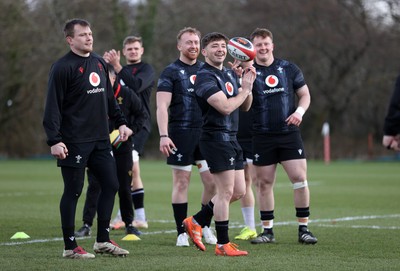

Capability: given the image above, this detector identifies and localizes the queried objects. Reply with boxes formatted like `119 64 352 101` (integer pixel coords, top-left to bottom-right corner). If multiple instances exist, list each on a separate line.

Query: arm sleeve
128 88 148 133
118 64 155 94
107 76 127 129
42 63 65 146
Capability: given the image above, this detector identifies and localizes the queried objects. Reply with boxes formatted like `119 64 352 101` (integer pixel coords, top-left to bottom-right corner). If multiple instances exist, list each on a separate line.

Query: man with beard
156 27 217 247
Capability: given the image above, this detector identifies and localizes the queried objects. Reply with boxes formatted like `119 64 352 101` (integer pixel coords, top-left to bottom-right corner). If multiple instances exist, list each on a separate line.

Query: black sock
131 188 144 209
172 203 188 235
260 210 275 221
215 220 229 244
201 204 211 227
193 201 214 227
299 225 308 232
263 228 274 235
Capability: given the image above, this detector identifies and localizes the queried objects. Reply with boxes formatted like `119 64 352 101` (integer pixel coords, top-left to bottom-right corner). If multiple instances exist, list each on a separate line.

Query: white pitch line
1 214 399 246
315 224 400 230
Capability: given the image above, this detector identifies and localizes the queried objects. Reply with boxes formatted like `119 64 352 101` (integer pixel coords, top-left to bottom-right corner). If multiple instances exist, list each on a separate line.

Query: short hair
201 32 229 49
249 28 273 42
176 27 201 43
63 18 90 38
123 36 143 48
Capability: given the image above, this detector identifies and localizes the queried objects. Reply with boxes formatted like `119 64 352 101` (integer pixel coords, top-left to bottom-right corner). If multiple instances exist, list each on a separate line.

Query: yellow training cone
121 234 140 241
10 232 30 239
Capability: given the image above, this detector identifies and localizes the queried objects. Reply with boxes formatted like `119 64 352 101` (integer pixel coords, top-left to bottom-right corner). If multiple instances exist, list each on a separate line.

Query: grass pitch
0 159 399 271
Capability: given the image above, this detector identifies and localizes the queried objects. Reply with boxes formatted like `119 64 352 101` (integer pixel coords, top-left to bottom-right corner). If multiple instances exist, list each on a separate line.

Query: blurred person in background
383 74 400 151
75 64 147 240
104 36 155 230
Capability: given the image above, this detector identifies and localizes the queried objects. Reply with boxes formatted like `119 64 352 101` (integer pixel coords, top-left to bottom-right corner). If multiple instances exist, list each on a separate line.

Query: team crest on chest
225 82 234 96
265 75 278 88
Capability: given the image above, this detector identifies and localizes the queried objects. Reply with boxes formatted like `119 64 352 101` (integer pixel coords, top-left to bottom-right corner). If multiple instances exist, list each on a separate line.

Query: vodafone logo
89 72 101 87
225 82 234 96
265 75 279 87
190 75 196 85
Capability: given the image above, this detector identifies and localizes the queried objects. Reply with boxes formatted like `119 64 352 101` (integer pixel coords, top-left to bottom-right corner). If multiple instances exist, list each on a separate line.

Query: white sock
241 207 256 230
262 219 273 230
115 209 122 220
135 208 146 221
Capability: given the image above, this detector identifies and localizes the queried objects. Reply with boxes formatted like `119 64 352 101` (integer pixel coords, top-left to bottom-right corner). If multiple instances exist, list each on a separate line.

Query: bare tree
1 0 399 159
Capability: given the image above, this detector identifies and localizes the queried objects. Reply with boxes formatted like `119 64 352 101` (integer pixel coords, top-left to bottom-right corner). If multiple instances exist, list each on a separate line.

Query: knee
63 186 83 199
257 178 273 191
174 178 190 193
293 180 308 190
232 186 246 201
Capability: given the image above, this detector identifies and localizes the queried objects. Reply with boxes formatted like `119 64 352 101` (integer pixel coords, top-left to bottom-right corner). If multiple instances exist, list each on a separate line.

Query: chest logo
225 82 234 96
89 72 101 87
265 75 278 88
190 75 196 85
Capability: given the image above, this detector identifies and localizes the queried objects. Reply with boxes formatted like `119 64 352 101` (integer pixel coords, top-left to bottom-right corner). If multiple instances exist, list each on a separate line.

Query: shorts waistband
201 132 237 141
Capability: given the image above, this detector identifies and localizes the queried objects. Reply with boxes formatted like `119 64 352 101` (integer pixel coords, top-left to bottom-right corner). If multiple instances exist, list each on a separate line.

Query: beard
182 50 199 61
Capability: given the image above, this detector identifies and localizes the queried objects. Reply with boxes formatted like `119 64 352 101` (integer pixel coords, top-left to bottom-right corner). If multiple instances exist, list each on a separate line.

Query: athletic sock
115 209 122 220
193 201 214 227
260 210 274 234
135 207 146 222
215 220 229 245
172 203 187 235
131 188 144 209
296 207 310 231
241 206 256 230
201 204 212 227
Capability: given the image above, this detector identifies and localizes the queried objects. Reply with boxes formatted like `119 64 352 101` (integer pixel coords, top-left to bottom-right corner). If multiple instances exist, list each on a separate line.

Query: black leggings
82 151 134 225
60 160 119 228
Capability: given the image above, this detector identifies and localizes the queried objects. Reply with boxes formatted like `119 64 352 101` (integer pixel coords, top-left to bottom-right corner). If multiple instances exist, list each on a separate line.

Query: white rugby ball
227 37 256 61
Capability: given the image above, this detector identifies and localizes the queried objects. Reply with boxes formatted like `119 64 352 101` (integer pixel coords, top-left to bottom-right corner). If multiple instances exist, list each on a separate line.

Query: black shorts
253 131 306 166
132 129 150 155
200 140 244 173
167 129 204 166
57 140 114 168
238 139 253 160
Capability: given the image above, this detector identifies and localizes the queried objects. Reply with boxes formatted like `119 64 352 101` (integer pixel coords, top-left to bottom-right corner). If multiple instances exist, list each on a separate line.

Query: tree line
1 0 399 159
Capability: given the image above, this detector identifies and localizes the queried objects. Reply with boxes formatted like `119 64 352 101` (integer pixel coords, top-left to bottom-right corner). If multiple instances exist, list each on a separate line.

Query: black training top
237 110 253 141
110 82 148 154
195 63 241 141
252 58 306 134
157 59 204 129
43 51 126 146
111 82 148 135
384 75 400 136
118 62 155 132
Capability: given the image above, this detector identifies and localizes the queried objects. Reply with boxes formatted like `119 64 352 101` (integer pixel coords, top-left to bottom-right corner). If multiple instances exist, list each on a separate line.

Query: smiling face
252 35 274 66
178 31 200 64
202 39 227 69
66 24 93 57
